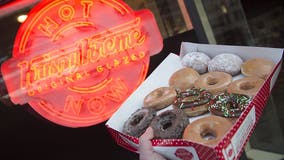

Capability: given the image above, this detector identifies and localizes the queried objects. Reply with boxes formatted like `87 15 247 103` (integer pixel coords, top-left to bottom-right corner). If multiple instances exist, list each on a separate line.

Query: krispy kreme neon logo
1 0 163 127
18 17 145 96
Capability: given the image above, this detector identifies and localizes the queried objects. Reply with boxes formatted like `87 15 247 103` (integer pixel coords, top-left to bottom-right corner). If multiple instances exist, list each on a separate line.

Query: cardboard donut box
106 42 284 160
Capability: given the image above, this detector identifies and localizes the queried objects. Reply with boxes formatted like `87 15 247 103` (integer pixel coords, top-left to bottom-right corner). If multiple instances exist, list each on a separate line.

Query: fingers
139 127 166 160
140 127 154 141
139 127 154 158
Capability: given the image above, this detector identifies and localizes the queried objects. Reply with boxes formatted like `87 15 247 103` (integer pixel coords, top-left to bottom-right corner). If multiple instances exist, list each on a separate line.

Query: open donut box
106 42 284 160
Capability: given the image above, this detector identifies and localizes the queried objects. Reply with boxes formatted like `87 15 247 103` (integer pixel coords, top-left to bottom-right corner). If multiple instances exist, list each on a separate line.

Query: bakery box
106 42 283 160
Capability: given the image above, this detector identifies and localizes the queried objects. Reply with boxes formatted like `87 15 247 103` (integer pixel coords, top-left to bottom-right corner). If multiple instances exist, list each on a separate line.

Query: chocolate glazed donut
150 109 189 139
209 92 252 117
174 88 213 117
123 108 156 137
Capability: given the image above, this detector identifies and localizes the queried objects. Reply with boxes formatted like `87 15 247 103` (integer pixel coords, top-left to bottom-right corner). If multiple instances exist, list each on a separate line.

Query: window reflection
125 0 192 38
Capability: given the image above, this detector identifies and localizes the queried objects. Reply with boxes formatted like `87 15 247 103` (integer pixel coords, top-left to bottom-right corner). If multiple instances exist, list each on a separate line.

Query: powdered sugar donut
181 52 211 74
208 53 243 76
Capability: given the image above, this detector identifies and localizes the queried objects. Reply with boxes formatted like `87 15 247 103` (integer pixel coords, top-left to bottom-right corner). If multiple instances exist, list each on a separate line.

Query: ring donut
174 88 213 117
183 115 233 146
194 71 232 95
241 58 275 79
227 77 264 97
209 92 251 117
123 108 156 137
169 68 200 91
150 109 189 139
143 87 177 110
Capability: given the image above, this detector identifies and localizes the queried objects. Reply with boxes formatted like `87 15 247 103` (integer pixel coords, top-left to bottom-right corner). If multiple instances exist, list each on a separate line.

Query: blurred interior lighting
221 5 228 14
17 14 27 23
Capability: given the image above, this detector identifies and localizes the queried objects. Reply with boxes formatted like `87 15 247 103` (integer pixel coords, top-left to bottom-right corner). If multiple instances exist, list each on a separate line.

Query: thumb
139 127 166 160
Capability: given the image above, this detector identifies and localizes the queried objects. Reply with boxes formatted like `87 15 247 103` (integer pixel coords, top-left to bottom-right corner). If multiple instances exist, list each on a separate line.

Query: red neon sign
1 0 163 127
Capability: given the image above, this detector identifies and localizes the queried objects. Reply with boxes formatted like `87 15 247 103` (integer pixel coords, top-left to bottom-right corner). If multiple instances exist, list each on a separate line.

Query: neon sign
1 0 163 127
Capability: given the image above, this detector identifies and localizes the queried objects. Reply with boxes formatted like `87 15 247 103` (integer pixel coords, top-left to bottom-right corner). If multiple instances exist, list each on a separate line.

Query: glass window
125 0 193 38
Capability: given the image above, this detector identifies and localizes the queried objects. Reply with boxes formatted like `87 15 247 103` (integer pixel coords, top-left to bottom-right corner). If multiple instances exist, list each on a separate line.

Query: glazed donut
183 115 233 146
169 68 200 91
174 88 213 117
241 58 275 79
208 53 243 76
209 92 251 117
143 87 177 110
227 77 264 97
194 71 232 95
181 52 211 74
123 108 156 137
150 109 189 139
